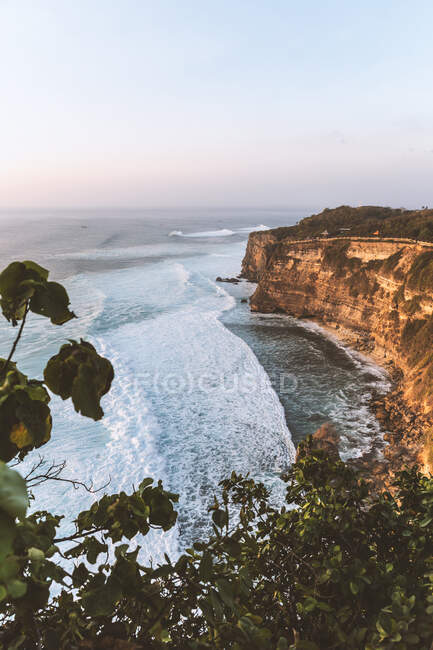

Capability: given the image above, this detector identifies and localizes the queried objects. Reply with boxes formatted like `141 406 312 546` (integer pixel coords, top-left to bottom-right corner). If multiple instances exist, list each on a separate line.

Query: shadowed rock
296 422 340 461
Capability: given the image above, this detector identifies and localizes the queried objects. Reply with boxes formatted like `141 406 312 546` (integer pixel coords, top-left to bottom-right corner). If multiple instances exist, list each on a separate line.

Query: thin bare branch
25 455 111 494
0 301 30 380
54 526 107 544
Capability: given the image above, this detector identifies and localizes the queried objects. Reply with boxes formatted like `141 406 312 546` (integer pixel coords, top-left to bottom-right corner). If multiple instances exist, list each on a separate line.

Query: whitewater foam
168 225 270 238
87 260 295 554
4 217 391 563
12 250 295 561
169 228 234 238
236 224 270 232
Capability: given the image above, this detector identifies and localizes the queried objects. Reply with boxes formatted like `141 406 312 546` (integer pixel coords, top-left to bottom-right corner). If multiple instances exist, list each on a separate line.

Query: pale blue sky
1 0 433 208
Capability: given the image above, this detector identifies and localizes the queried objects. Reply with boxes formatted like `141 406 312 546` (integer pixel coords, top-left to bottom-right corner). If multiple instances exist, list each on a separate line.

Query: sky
1 0 433 209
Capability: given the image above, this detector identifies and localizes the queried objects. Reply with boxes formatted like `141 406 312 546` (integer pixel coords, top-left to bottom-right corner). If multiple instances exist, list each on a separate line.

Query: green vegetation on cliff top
267 205 433 242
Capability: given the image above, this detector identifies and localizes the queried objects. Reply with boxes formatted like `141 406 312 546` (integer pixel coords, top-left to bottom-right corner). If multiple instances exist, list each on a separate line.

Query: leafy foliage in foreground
0 261 432 649
44 340 114 420
1 442 432 649
0 260 114 626
0 260 75 326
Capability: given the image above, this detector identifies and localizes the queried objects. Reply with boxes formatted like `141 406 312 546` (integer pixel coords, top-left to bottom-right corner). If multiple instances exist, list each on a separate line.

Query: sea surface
0 208 389 561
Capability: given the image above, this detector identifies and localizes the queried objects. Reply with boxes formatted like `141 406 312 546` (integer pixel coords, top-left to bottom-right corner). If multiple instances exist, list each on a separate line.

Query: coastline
300 316 429 486
317 320 391 369
240 225 433 482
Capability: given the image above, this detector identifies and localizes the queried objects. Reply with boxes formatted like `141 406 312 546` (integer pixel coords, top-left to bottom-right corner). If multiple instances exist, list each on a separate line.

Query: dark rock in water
216 276 240 283
311 422 341 458
241 298 248 303
296 422 340 461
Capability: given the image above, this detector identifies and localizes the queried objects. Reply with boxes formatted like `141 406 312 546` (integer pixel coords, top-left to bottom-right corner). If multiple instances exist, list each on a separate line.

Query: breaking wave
169 228 234 238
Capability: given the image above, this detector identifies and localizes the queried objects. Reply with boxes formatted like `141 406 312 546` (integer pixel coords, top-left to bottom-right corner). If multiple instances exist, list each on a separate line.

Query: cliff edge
242 211 433 475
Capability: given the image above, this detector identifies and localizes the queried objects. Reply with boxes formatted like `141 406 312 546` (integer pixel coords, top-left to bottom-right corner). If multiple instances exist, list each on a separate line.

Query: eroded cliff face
241 232 433 470
241 230 281 281
244 235 431 324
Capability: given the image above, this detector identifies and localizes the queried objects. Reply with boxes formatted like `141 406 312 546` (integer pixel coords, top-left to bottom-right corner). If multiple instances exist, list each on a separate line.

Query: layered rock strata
242 233 433 475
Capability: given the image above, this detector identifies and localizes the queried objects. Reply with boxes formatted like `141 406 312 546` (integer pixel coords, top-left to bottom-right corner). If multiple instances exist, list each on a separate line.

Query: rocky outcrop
296 422 341 462
241 232 433 473
215 277 240 284
241 230 281 281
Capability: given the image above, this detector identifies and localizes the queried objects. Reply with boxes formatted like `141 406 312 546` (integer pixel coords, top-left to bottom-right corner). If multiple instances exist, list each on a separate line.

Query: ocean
0 208 389 561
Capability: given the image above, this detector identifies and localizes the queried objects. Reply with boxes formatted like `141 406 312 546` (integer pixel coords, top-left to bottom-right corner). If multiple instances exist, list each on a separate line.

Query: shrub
407 251 433 292
402 316 433 366
267 206 433 243
1 440 432 649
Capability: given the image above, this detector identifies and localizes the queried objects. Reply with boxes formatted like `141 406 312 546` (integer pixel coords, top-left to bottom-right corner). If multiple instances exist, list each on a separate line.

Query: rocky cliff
242 232 433 473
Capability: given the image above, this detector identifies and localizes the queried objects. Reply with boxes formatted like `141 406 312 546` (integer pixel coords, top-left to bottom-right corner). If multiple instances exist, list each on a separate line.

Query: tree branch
0 301 30 380
54 526 107 544
25 455 111 493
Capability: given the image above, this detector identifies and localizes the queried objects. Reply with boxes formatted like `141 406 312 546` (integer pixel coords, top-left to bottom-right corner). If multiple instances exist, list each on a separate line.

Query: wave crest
169 228 234 238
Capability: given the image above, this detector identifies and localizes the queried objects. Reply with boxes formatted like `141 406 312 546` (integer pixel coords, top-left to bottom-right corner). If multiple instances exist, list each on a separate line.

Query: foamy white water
0 208 389 562
169 228 235 237
9 234 296 561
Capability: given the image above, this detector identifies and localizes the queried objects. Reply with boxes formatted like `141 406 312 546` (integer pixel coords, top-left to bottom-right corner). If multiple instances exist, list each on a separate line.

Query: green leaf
30 281 75 325
350 581 359 595
216 578 235 609
406 633 420 644
0 462 28 519
44 339 114 420
81 584 120 617
72 563 90 587
0 362 52 462
27 547 45 562
419 515 432 527
7 578 27 599
148 488 177 530
199 552 213 581
22 261 49 280
0 261 47 324
0 260 76 325
212 508 228 529
224 536 242 557
0 512 16 560
0 555 19 583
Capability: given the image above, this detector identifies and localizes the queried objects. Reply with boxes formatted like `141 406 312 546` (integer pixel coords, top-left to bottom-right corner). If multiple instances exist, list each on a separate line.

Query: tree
0 261 432 649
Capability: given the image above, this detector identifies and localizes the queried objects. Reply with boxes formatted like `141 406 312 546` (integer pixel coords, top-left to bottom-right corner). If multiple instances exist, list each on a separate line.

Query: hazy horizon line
0 202 421 214
0 204 320 213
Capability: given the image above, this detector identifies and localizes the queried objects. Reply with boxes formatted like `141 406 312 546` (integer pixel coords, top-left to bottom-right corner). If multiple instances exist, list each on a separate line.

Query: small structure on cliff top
321 229 329 237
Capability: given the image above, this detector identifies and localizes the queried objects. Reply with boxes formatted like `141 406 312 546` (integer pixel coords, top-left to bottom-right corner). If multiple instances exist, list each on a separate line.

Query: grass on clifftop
268 205 433 242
